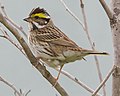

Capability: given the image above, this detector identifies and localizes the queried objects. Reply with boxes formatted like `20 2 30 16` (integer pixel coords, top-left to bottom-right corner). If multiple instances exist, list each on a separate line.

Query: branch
0 4 27 38
0 3 8 17
25 90 31 96
36 59 102 95
0 76 31 96
92 65 116 96
55 69 102 96
0 26 26 57
93 44 106 96
5 17 27 38
79 0 92 46
99 0 113 19
0 10 69 96
0 76 25 96
79 1 106 95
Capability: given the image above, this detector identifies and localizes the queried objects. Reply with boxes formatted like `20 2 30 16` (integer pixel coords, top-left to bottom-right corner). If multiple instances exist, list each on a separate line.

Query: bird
24 7 108 85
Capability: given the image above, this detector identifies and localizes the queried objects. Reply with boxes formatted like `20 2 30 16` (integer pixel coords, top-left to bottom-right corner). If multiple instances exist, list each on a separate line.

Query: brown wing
36 25 80 48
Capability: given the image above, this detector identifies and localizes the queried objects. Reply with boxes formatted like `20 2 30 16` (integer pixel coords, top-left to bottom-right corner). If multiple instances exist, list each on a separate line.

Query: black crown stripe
29 7 50 16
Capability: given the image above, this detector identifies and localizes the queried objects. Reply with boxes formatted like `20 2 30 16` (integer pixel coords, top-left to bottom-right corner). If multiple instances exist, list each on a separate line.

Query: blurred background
0 0 113 96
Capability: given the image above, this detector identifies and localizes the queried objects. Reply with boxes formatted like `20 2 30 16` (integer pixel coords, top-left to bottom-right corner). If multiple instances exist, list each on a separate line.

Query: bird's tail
82 49 109 55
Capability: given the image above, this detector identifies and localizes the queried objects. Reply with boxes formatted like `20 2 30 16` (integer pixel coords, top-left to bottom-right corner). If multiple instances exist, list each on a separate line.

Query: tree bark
110 0 120 96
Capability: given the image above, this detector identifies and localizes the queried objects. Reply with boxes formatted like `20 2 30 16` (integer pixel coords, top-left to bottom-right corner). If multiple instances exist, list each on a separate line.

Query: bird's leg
54 64 64 87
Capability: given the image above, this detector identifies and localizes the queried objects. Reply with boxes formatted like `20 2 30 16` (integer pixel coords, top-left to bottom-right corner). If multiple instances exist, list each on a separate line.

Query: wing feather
36 26 79 48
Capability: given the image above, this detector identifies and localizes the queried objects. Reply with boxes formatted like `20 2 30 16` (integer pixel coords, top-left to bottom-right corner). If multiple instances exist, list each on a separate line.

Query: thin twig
0 4 27 38
93 44 106 96
99 0 113 19
0 26 26 56
0 76 22 96
0 76 31 96
79 1 106 95
5 17 27 38
55 68 102 96
80 0 92 46
25 90 31 96
92 65 116 96
0 2 8 17
59 0 85 30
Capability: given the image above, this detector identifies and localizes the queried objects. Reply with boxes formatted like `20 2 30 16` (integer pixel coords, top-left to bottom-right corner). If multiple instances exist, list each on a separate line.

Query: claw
34 56 44 67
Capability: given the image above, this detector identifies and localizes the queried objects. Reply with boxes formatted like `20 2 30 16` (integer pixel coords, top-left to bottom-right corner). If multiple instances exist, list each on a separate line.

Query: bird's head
24 7 51 29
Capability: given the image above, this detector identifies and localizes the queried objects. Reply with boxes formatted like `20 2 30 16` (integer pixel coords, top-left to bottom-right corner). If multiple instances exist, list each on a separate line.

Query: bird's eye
34 16 39 19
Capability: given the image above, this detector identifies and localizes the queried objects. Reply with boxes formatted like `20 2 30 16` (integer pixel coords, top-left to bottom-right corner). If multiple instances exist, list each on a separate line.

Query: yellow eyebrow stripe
31 13 47 18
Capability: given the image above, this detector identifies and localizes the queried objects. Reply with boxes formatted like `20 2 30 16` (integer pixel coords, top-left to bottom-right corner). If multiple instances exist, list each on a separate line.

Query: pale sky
0 0 113 96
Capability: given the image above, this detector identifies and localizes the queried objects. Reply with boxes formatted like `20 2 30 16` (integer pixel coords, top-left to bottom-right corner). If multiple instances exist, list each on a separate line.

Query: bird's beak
23 17 30 22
